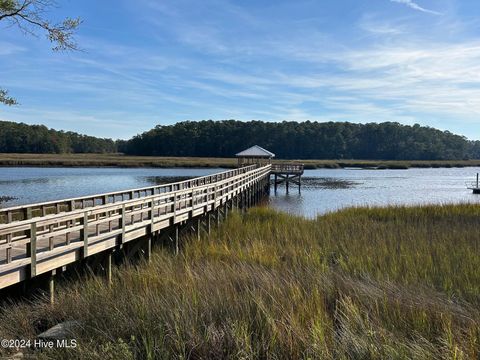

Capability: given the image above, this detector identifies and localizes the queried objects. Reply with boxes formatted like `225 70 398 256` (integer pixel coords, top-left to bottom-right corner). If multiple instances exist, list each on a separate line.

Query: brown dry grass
1 153 480 169
0 204 479 359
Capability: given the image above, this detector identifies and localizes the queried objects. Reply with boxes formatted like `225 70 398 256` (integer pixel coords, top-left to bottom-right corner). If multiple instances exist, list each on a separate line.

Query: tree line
1 119 480 160
121 120 480 160
0 121 116 153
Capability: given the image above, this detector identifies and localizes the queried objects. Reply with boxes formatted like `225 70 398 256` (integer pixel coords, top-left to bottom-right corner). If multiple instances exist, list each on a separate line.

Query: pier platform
271 163 304 192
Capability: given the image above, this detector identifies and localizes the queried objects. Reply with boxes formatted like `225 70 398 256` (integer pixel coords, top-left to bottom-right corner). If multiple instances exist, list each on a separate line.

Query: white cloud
0 41 26 55
389 0 442 15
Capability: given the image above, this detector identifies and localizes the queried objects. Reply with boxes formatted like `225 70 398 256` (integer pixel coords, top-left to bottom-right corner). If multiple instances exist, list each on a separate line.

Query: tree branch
0 88 18 106
0 0 29 21
0 0 81 105
0 0 81 51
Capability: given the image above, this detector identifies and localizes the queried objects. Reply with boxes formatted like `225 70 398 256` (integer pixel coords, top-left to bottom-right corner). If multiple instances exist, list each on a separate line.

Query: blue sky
1 0 480 139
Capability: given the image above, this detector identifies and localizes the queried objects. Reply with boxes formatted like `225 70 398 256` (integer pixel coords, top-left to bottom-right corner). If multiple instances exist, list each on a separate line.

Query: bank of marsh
0 204 479 359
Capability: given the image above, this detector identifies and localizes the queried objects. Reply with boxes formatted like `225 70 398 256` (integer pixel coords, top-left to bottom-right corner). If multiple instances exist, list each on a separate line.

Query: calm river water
1 167 479 217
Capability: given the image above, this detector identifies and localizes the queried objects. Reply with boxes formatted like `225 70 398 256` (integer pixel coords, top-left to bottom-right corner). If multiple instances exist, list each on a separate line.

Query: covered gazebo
235 145 275 167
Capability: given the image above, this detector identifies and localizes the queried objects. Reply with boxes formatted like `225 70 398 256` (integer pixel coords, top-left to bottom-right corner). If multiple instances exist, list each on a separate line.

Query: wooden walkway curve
0 164 271 292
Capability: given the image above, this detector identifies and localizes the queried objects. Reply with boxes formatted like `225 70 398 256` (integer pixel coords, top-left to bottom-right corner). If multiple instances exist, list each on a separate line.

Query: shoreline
0 153 480 170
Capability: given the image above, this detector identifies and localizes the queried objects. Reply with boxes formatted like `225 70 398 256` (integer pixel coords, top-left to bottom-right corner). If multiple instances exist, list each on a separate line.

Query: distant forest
1 119 480 160
0 121 116 153
122 120 480 160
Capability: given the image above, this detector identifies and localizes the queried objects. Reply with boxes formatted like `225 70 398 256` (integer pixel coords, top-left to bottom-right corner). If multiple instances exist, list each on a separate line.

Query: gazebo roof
235 145 275 158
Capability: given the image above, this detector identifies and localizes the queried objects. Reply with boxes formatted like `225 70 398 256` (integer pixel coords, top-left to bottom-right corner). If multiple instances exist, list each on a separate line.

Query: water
269 167 480 217
0 167 479 217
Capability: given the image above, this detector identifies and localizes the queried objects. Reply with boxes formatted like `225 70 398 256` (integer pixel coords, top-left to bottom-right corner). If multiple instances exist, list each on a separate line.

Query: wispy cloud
0 41 26 56
3 0 479 139
390 0 442 15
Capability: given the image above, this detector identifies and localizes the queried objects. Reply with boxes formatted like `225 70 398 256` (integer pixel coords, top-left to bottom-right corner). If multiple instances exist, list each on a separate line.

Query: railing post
214 183 218 209
191 188 195 212
81 212 89 258
173 193 177 224
25 207 32 221
27 223 37 277
150 198 155 231
5 212 12 263
120 204 126 244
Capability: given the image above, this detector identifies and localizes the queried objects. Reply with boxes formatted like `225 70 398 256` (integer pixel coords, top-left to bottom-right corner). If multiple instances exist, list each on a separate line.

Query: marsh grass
0 204 479 359
1 153 480 169
301 177 360 189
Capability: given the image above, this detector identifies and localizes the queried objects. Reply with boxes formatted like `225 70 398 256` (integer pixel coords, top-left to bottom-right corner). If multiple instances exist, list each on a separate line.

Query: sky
1 0 480 140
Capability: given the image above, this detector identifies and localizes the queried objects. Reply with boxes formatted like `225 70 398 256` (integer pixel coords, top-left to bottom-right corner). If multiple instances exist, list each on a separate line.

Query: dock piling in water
467 173 480 194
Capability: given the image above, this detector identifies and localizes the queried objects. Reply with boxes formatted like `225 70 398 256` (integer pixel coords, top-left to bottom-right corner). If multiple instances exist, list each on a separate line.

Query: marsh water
1 167 479 217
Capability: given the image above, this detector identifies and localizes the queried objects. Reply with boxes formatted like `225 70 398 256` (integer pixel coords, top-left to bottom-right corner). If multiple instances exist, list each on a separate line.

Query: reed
0 204 479 359
1 153 480 169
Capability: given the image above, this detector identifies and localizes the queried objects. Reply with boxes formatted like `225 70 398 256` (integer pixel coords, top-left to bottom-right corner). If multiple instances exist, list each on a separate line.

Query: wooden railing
0 164 271 289
0 165 259 224
271 163 304 174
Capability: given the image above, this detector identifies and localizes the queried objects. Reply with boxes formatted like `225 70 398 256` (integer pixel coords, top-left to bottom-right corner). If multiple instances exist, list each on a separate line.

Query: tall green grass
0 204 479 359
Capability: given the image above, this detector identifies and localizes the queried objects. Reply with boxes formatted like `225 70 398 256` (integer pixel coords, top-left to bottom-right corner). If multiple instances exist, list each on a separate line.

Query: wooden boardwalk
0 165 271 292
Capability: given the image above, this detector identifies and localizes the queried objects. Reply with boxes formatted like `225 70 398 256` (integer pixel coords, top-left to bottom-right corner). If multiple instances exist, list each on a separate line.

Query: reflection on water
1 167 480 217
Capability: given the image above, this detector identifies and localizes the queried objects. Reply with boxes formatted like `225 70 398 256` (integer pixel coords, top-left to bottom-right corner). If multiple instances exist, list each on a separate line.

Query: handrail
0 165 272 282
0 166 266 230
271 163 304 172
0 165 258 224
